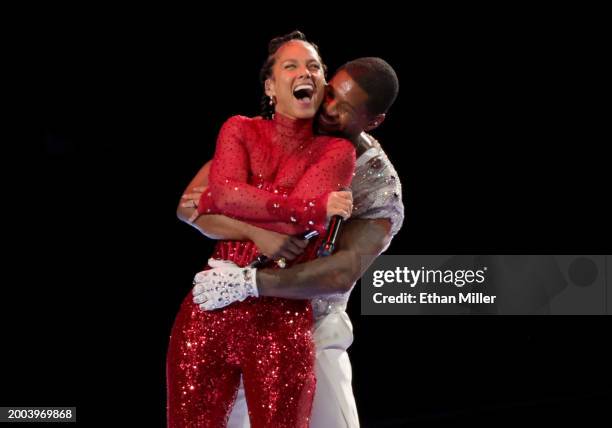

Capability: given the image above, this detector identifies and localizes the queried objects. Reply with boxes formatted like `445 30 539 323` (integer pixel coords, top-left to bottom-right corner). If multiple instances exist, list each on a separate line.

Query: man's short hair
337 57 399 116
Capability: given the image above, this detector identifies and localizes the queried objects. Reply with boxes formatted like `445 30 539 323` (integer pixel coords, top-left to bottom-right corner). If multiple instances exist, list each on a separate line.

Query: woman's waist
184 293 314 324
210 240 260 267
210 236 323 268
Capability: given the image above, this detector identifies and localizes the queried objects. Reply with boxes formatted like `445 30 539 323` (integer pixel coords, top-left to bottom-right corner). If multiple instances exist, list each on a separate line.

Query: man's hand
181 186 207 223
248 227 308 261
255 218 393 299
181 186 207 208
192 259 259 311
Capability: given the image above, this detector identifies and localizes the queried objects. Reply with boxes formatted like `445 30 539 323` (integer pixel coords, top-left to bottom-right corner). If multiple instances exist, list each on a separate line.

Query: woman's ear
264 78 276 98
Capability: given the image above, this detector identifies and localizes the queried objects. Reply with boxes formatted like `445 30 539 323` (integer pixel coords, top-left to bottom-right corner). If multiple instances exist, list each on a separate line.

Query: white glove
192 258 259 311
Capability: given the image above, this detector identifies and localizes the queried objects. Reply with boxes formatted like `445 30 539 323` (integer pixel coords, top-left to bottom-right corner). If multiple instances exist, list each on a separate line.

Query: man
178 57 403 428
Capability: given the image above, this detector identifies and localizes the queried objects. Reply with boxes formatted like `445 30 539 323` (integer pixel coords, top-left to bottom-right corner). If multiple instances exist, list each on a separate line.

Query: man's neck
351 132 375 157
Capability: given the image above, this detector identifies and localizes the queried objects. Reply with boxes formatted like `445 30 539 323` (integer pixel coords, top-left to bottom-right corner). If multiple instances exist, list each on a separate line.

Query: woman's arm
197 116 355 233
266 138 355 233
177 160 252 240
177 160 308 259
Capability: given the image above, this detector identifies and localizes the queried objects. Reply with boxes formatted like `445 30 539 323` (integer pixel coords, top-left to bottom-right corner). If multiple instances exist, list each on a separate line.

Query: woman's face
265 40 326 120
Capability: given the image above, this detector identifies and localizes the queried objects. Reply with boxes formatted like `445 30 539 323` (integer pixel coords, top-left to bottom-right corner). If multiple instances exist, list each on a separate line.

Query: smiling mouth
293 84 314 103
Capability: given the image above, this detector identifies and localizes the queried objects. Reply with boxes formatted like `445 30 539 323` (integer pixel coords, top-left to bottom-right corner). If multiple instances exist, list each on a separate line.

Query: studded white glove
192 258 259 311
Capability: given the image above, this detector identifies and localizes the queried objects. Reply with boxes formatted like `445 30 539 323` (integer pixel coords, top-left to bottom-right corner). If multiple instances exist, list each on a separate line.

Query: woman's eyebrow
281 58 319 64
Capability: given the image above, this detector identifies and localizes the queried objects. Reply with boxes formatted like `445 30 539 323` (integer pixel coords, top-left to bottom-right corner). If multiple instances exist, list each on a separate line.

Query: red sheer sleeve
265 138 355 233
198 116 355 234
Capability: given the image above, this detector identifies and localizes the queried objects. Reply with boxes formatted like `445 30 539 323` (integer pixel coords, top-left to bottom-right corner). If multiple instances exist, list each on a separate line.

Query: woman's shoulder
222 114 258 125
222 114 271 130
313 135 355 153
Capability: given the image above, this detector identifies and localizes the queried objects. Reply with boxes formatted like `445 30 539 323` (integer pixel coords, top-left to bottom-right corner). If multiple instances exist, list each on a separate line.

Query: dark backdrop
5 6 609 427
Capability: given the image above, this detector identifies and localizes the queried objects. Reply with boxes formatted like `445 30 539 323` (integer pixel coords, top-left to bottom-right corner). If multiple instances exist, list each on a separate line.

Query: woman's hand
249 227 308 261
326 190 353 220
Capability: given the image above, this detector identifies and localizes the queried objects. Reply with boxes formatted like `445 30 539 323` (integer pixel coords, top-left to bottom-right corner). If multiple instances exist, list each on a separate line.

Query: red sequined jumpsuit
167 113 356 428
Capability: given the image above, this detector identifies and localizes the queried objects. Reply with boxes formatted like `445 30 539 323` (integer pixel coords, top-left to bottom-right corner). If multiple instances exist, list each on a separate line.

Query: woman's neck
273 112 314 139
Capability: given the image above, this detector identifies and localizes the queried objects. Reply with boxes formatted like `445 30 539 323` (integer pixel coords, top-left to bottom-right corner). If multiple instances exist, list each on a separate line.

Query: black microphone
317 215 344 257
250 230 320 268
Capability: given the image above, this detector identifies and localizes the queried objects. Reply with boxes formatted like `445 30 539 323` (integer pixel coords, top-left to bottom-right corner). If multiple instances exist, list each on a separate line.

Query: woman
167 32 356 428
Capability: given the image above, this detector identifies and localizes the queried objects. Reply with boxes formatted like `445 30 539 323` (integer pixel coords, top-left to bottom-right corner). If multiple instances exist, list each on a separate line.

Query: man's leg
309 311 360 428
227 377 251 428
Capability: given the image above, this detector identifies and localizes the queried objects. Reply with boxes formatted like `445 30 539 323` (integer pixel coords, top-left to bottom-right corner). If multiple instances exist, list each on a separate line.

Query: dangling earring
269 96 275 106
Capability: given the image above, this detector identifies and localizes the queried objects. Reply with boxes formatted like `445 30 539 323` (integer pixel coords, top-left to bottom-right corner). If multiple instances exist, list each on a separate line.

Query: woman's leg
241 298 316 428
167 296 242 428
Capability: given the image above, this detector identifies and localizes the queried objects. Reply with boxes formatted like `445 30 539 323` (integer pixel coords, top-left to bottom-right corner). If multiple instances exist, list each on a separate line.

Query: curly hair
259 31 327 119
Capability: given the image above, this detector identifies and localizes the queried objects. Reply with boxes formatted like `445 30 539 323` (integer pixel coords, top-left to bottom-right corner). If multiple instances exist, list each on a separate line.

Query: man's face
317 70 372 138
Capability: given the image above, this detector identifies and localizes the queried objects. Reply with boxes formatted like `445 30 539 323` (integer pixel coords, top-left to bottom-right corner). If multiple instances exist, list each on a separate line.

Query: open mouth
293 83 315 104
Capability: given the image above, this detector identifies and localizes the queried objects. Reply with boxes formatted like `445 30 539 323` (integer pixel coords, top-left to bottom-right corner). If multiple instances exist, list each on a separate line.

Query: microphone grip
250 254 269 269
318 215 344 257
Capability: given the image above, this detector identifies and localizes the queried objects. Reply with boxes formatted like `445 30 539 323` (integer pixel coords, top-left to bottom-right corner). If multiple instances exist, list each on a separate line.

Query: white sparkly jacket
311 134 404 318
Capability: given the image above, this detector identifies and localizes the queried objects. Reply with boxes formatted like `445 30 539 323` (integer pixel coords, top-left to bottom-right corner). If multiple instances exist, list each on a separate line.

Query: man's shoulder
351 133 404 235
363 133 394 160
354 134 400 184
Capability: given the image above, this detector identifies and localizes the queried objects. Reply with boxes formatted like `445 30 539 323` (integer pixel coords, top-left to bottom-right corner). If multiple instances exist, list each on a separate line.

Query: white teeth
294 84 314 91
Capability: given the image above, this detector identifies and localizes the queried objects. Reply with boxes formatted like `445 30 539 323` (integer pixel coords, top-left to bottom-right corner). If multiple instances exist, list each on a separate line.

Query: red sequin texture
168 113 355 427
167 294 315 428
197 113 355 235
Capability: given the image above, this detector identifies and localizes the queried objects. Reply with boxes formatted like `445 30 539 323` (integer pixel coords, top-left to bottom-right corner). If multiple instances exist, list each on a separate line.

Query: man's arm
256 217 393 299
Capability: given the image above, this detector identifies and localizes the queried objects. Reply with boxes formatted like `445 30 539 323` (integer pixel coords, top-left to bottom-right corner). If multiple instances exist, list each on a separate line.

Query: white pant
227 311 359 428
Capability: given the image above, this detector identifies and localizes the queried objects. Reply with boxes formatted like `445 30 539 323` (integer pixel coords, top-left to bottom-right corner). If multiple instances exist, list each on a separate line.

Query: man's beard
315 111 343 137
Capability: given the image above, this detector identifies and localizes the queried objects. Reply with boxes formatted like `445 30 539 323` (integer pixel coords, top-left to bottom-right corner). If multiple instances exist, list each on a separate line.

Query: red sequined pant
167 243 316 427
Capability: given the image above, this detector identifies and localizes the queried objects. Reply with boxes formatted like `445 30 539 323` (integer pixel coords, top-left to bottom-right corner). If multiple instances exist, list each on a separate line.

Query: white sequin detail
312 134 404 316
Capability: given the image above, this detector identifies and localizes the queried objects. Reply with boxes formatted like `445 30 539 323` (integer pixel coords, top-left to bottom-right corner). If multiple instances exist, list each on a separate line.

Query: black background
4 5 610 427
